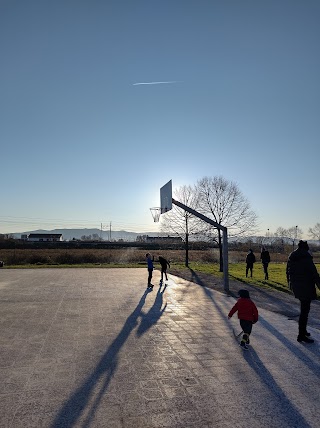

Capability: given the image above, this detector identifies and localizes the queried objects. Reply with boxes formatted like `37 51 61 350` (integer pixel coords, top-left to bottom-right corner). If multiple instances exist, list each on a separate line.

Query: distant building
27 233 63 242
0 234 14 240
145 235 183 243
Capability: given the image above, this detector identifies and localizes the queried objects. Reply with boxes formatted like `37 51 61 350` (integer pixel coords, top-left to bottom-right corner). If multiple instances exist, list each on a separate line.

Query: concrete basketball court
0 268 319 428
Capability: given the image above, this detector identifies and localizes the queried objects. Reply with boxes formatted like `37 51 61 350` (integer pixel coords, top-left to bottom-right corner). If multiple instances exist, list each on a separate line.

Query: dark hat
238 289 250 298
298 240 309 250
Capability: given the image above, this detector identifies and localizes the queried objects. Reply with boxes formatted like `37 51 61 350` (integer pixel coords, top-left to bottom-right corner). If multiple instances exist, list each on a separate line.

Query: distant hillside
13 228 161 242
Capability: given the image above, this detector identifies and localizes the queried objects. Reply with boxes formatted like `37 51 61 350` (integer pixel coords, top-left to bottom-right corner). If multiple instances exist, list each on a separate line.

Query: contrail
132 81 180 86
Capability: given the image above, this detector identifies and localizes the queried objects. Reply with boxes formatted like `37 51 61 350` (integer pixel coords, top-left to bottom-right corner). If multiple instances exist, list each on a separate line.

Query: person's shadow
242 343 313 427
51 290 149 428
136 283 167 337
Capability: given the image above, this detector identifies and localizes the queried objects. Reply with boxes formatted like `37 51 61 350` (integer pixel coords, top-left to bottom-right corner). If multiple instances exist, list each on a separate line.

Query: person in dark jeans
260 247 271 280
245 249 256 277
158 255 170 283
146 253 154 290
286 240 320 343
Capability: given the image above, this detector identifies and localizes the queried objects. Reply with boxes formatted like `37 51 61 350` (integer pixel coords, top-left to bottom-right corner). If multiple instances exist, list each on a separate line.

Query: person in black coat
286 240 320 343
260 247 271 280
158 255 170 283
245 249 256 277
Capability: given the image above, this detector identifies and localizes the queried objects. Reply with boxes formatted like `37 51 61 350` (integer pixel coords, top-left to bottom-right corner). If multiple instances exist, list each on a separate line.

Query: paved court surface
0 268 320 428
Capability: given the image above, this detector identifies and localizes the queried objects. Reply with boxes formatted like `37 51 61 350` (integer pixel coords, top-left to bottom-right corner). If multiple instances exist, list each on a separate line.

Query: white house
27 233 63 242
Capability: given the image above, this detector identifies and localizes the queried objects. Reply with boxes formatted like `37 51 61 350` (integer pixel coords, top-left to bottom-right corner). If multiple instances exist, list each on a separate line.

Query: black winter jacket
286 248 320 300
261 250 270 264
159 256 170 270
246 252 256 266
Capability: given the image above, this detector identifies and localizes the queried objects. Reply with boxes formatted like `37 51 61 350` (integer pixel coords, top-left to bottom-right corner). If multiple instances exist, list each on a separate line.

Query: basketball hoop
150 207 161 223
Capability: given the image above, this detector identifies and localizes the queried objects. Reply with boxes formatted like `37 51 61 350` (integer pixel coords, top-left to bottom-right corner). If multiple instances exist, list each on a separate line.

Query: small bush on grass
27 254 51 265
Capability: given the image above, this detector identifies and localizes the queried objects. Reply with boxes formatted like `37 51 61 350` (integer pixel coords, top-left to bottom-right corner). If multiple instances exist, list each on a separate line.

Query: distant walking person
158 255 170 283
146 253 154 290
245 249 256 277
228 289 259 350
286 240 320 343
260 247 271 280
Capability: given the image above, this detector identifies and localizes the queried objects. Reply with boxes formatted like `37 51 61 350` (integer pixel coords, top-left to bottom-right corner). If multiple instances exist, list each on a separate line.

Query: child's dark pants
240 319 253 342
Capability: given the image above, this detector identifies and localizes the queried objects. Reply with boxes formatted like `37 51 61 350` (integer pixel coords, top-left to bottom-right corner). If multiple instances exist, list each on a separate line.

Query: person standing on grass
245 249 256 277
158 255 170 283
146 253 154 290
286 240 320 344
260 247 271 280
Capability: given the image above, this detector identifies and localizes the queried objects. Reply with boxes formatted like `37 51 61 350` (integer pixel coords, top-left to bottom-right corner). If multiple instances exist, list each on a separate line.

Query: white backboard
160 180 172 214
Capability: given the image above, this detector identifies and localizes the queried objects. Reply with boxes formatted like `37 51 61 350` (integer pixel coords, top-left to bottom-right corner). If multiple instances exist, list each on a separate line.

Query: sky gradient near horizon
1 0 320 238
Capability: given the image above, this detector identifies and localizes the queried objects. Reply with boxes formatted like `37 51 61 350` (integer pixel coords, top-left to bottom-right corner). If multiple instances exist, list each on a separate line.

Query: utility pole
109 221 112 242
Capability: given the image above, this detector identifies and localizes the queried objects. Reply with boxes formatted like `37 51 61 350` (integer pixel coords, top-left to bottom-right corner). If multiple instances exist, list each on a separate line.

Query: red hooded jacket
228 297 258 323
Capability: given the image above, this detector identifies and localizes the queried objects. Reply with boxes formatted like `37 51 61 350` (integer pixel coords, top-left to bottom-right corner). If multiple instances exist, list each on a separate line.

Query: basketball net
150 207 161 223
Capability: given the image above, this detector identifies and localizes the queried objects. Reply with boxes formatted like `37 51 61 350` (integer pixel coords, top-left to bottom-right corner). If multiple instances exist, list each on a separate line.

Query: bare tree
275 227 287 238
274 227 288 253
286 226 303 251
274 226 303 252
196 176 258 271
160 185 202 267
261 229 276 247
308 223 320 243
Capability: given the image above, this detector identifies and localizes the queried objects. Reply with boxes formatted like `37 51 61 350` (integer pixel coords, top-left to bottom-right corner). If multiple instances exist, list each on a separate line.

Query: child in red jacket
228 289 258 350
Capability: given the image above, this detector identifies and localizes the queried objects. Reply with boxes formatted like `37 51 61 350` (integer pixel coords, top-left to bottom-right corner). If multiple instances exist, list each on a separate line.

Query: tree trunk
185 232 189 267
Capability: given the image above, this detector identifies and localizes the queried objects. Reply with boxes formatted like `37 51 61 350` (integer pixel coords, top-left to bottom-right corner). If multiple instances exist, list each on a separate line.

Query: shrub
55 252 78 264
27 254 50 265
76 252 98 264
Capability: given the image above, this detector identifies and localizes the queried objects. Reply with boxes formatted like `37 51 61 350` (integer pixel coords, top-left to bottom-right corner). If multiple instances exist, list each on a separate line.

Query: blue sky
1 0 319 237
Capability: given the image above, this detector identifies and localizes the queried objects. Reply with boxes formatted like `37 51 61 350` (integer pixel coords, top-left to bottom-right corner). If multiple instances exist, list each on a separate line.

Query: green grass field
172 261 320 297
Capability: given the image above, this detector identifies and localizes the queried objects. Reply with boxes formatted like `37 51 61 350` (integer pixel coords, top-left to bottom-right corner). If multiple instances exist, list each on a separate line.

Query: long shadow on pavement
258 315 320 377
243 346 312 427
136 283 167 337
189 269 318 425
188 269 233 329
190 268 320 374
51 290 150 428
189 268 300 318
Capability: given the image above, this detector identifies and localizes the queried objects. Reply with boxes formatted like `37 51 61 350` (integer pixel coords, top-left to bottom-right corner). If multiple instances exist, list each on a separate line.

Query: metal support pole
222 228 229 293
172 198 229 293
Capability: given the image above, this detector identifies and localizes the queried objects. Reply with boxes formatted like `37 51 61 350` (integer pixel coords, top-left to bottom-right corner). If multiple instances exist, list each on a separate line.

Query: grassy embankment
171 261 320 298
